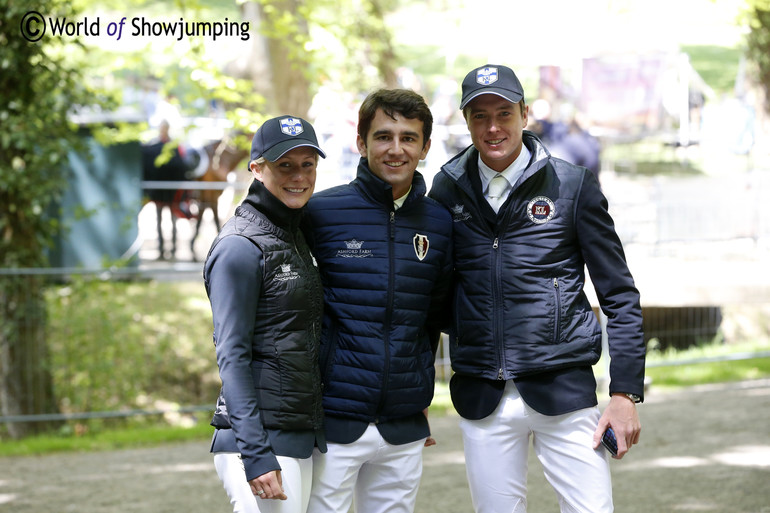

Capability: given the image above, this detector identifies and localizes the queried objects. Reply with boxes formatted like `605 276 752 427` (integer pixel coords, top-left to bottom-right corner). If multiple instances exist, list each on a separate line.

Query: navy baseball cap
460 64 524 110
250 116 326 162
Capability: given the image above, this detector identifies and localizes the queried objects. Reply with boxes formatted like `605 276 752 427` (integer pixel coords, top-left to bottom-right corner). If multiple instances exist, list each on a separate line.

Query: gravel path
2 379 769 513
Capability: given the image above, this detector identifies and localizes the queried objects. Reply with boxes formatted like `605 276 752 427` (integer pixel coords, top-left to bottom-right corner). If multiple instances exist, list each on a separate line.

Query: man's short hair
358 89 433 148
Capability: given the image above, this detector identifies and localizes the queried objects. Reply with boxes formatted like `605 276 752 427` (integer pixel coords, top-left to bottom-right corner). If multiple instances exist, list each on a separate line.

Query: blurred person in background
204 116 327 513
429 64 645 513
530 99 601 183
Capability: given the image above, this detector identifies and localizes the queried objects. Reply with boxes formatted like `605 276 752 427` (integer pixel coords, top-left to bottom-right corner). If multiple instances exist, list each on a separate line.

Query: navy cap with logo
250 116 326 162
460 64 525 110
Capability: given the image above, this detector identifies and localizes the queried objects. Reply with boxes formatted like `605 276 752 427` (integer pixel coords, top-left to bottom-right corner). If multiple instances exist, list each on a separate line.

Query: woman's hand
249 470 287 500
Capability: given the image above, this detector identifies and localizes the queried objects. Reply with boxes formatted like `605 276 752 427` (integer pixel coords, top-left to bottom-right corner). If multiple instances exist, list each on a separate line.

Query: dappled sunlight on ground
711 445 770 468
628 444 770 470
1 380 768 512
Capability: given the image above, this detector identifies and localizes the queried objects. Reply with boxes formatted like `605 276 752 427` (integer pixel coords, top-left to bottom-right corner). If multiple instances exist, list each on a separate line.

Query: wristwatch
619 392 641 403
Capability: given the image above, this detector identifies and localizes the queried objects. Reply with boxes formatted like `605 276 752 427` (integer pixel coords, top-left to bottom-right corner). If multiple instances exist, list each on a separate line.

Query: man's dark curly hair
358 88 432 148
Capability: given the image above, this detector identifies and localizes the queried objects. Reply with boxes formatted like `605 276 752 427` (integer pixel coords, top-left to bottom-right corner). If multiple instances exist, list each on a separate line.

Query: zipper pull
497 368 504 380
493 237 499 249
553 277 558 288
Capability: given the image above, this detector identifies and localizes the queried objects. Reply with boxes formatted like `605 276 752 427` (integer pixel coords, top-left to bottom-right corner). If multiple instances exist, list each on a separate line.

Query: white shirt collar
478 143 532 195
393 186 412 210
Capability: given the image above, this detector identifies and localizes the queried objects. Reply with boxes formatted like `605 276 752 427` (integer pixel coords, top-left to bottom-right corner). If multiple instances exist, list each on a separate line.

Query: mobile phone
601 427 618 456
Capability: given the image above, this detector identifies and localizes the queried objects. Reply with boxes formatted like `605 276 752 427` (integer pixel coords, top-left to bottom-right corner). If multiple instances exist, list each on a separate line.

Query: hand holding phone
601 427 618 456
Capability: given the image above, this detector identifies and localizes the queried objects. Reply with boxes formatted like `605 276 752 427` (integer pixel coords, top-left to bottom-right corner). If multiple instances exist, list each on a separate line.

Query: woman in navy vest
204 116 327 513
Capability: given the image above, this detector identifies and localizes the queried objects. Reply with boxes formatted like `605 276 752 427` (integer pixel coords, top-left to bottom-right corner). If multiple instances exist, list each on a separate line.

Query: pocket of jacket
551 277 563 344
319 321 339 386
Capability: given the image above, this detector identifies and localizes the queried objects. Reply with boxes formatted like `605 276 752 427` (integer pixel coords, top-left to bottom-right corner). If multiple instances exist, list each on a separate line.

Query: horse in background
141 140 190 260
187 140 249 256
141 138 248 261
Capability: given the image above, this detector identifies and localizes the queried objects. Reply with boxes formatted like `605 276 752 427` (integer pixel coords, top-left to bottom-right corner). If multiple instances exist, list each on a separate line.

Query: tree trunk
227 0 313 118
0 275 59 438
367 0 399 88
225 1 274 106
265 23 313 116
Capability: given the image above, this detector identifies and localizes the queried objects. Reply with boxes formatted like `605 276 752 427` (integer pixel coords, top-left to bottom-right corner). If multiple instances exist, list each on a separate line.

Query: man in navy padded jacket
304 88 453 513
429 64 645 513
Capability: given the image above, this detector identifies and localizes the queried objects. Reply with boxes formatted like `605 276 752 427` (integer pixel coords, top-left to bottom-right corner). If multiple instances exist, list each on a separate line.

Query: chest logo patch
451 204 472 222
413 234 429 261
527 196 555 224
336 239 373 258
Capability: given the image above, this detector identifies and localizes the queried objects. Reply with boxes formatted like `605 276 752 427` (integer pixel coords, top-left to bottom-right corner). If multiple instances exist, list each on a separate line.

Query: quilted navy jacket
305 159 453 426
429 131 645 400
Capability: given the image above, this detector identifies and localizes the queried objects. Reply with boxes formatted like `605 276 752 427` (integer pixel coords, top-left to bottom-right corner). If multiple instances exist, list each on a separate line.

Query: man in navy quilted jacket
304 88 453 513
429 64 645 513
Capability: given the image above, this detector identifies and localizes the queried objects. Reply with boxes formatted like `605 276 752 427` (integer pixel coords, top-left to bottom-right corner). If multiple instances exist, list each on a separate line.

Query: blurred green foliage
646 358 770 388
45 277 219 420
744 0 770 114
1 0 117 437
0 0 112 267
0 416 214 457
682 44 743 95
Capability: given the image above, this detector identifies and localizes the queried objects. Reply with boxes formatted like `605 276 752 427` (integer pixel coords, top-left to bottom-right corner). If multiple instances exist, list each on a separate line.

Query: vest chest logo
336 239 373 258
413 234 429 261
275 263 300 281
527 196 555 224
451 204 472 222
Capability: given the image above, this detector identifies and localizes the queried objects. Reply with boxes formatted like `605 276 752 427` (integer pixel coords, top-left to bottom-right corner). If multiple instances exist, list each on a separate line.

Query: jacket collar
441 130 551 188
352 157 427 208
238 179 304 232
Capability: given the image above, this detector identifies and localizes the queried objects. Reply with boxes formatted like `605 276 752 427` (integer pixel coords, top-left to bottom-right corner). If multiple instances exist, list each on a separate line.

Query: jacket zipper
375 209 396 422
291 229 324 428
493 236 505 380
448 173 506 379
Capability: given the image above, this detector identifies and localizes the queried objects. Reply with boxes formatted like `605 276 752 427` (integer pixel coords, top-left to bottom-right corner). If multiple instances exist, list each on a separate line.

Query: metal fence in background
3 166 770 425
606 169 770 255
2 264 769 425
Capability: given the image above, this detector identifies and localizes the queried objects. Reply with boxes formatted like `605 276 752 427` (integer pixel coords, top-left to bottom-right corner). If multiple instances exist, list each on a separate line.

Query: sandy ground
1 379 769 513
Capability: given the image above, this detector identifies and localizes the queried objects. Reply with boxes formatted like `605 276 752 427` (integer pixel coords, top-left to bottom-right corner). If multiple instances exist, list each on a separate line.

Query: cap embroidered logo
477 67 499 85
280 117 304 136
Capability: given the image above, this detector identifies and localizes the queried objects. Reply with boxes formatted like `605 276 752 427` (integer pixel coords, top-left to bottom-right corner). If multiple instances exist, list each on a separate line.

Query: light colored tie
487 174 509 213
